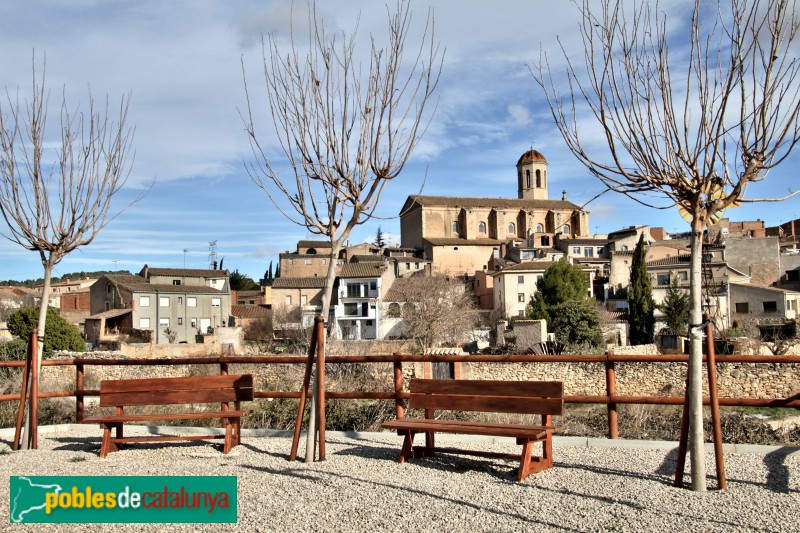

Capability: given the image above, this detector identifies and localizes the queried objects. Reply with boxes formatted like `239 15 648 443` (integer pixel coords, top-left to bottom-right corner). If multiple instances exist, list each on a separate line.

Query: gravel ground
1 425 799 532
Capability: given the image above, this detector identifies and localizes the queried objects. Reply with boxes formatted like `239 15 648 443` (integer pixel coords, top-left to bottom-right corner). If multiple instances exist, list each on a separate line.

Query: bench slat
384 418 557 439
100 387 253 407
411 379 562 398
83 410 249 424
101 374 253 394
409 394 563 415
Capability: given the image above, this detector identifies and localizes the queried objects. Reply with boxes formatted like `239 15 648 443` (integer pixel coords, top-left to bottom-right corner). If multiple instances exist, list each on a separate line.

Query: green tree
373 226 387 248
657 278 690 336
7 307 85 355
552 300 603 349
628 234 655 345
527 260 589 323
229 269 259 291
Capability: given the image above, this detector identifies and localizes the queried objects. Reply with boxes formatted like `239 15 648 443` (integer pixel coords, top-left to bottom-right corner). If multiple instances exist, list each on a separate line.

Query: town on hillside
2 148 799 355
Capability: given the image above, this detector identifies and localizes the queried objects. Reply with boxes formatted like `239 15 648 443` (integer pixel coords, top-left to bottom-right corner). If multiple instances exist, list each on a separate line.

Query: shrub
7 306 85 355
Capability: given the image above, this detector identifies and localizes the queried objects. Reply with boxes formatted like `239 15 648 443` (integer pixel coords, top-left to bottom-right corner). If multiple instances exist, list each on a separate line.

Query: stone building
399 149 590 276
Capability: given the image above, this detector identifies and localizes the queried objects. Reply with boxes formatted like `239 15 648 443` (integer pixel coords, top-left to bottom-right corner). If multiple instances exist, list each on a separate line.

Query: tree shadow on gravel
764 447 797 494
240 462 585 532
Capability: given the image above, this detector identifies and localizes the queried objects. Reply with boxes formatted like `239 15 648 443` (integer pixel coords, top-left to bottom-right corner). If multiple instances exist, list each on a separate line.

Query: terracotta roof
646 255 692 267
730 282 800 295
231 305 271 319
424 238 502 246
391 256 428 263
143 267 228 278
560 238 610 245
340 262 387 278
272 277 326 289
298 240 331 249
497 261 560 273
350 254 385 263
405 195 581 212
382 278 417 302
87 308 132 320
517 149 547 164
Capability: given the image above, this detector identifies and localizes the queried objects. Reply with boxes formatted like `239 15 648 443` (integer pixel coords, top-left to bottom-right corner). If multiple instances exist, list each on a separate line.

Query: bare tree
534 0 800 490
0 57 137 448
388 274 480 353
242 1 442 324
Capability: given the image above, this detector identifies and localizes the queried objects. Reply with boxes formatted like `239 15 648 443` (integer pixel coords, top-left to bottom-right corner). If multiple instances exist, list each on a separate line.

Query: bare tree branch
533 0 800 491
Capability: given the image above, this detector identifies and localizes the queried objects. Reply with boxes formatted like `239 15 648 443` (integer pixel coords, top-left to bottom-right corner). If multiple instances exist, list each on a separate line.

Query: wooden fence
3 352 800 440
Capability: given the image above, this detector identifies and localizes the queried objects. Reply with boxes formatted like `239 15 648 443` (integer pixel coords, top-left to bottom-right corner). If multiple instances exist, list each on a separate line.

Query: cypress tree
628 233 655 345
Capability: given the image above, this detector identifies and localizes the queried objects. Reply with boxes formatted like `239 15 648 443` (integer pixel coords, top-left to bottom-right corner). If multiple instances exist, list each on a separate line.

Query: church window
451 221 459 234
541 236 550 246
562 224 571 235
478 221 486 233
536 169 541 188
536 223 544 233
508 223 516 235
526 170 531 188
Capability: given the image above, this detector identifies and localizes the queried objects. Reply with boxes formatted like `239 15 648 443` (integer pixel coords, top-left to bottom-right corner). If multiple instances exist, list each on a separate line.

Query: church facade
399 149 590 276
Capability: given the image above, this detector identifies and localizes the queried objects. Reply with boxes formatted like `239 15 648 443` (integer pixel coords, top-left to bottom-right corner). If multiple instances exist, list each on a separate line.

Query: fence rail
3 352 800 439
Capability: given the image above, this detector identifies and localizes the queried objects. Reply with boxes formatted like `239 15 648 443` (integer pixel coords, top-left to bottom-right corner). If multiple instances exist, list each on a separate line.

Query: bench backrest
408 379 563 416
99 374 254 407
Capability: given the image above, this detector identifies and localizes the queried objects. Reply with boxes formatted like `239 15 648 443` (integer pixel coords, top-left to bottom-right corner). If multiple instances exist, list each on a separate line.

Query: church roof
518 149 547 164
402 195 581 213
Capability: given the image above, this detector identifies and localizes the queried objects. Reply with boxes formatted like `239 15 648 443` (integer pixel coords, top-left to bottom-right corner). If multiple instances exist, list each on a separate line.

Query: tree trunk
687 223 707 491
21 259 53 450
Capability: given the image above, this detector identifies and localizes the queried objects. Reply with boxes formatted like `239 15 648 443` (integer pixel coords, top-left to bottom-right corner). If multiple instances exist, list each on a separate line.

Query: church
399 149 590 276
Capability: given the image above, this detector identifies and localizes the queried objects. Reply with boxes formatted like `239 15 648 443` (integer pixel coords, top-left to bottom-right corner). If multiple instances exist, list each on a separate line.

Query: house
85 266 232 345
270 276 326 328
399 149 591 276
333 261 395 340
279 240 344 279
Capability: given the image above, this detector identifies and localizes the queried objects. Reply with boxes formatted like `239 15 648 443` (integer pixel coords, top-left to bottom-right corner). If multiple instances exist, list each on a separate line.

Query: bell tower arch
516 149 548 200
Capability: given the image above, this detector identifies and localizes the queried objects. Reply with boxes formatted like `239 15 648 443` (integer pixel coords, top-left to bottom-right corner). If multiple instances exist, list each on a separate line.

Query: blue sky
2 1 800 283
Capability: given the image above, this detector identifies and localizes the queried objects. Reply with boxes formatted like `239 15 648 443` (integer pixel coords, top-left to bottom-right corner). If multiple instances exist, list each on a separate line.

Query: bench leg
99 424 121 458
517 436 554 481
399 430 417 463
223 420 233 454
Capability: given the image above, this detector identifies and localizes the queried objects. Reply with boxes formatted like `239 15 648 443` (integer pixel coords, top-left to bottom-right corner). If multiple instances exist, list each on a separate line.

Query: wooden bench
382 379 563 481
82 374 253 458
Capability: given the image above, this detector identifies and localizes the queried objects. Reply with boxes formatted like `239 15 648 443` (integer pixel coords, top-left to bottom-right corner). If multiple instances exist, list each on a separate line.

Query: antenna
208 241 217 269
183 249 190 268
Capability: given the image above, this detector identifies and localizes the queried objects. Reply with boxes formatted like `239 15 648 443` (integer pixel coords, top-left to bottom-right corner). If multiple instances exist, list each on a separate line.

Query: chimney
562 190 568 201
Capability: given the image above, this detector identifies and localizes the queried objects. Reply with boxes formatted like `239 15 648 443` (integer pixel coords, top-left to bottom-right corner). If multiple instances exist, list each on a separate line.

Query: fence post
29 331 39 449
605 355 618 439
76 362 85 423
315 317 326 461
393 353 404 420
704 318 726 490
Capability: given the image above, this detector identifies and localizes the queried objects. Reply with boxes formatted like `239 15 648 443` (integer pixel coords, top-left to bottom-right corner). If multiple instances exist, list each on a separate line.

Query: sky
2 0 800 283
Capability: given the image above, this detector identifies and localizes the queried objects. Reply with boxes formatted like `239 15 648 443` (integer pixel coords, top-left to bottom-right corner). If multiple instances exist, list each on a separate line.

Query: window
139 296 150 307
177 318 183 326
563 224 571 234
451 221 459 233
172 279 181 286
159 318 169 328
304 259 312 265
415 263 420 269
347 284 361 297
285 296 292 306
584 247 594 257
541 236 550 246
177 297 183 304
518 293 525 302
344 303 359 316
301 295 308 305
573 247 581 255
526 170 531 188
191 318 197 328
387 303 401 317
536 169 541 188
478 222 486 233
159 296 169 307
518 309 525 317
106 283 112 294
187 297 197 307
735 302 749 314
508 223 516 235
139 318 150 328
677 271 688 281
405 262 410 270
536 223 544 233
366 320 373 326
763 301 778 313
657 273 671 285
518 275 525 284
597 247 604 256
370 281 377 291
